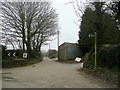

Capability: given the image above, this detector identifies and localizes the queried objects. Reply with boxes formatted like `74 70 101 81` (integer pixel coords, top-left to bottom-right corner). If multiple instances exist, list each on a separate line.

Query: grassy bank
79 67 119 88
2 57 42 68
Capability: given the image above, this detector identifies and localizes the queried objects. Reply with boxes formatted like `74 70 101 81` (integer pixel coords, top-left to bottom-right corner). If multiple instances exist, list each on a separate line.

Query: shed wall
58 46 66 61
0 45 2 60
58 43 82 61
67 47 81 60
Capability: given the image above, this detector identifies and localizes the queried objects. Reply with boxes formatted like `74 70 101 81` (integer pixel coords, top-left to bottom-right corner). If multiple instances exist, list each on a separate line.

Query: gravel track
2 57 115 88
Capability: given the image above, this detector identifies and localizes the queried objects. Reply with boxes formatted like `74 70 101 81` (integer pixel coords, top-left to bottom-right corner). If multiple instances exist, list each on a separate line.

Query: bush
98 44 119 69
48 49 58 59
2 57 43 68
83 44 119 69
2 45 7 59
83 49 95 69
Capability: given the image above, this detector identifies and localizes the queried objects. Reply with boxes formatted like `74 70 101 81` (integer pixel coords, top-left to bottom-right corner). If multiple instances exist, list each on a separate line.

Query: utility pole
57 30 59 60
49 43 50 57
94 2 102 70
49 43 50 51
88 32 97 70
57 30 59 48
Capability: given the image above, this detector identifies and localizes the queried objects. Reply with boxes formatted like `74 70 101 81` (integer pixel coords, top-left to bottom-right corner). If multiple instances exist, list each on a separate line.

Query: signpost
88 32 97 70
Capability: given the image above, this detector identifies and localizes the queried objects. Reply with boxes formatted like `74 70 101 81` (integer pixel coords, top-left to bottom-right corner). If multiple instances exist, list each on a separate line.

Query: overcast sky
41 0 80 52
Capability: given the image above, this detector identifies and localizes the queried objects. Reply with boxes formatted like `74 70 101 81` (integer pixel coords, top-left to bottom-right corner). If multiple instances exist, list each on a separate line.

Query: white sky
41 0 80 52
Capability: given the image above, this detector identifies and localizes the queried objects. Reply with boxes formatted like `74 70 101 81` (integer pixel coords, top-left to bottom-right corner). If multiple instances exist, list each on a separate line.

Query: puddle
2 72 12 75
38 81 49 84
3 76 14 81
64 85 72 88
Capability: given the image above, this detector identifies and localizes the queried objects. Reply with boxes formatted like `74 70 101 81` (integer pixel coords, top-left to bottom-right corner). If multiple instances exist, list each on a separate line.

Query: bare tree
66 0 92 25
1 1 58 58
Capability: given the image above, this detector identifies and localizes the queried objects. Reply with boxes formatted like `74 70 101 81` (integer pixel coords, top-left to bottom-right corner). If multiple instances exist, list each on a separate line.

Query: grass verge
78 67 119 88
2 57 42 68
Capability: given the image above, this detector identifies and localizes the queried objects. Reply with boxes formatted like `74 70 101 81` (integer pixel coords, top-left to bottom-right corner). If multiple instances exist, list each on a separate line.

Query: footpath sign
23 53 27 58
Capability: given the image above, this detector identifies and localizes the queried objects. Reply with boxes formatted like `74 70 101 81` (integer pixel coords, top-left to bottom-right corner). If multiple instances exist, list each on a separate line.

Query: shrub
83 49 95 69
48 49 58 59
84 44 119 69
98 44 119 69
2 45 7 59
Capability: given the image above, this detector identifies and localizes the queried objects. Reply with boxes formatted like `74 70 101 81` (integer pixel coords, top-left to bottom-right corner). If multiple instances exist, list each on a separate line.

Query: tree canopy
79 6 118 54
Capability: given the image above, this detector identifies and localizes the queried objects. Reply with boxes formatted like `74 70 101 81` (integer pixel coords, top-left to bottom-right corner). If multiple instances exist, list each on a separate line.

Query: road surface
2 57 115 88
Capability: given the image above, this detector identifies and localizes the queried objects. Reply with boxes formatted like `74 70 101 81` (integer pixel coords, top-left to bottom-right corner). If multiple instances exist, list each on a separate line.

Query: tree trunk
22 35 26 51
38 43 42 57
26 38 32 58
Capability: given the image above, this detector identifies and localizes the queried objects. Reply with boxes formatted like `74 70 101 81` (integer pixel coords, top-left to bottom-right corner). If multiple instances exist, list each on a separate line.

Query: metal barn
0 45 2 60
58 42 82 61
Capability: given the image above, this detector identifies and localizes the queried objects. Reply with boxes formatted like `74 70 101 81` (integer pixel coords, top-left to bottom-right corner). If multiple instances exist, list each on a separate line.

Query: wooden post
95 32 97 70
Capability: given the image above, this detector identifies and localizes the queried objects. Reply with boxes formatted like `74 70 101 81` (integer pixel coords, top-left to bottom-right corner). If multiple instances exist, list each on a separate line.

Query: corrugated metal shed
58 42 82 61
0 45 2 68
0 45 2 60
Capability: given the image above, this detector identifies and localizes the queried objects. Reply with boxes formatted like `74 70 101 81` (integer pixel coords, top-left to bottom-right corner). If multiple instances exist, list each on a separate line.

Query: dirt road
2 57 115 88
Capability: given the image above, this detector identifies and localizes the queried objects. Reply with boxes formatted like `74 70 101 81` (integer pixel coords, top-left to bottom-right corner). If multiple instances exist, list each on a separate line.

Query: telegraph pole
57 30 59 48
57 30 59 60
49 43 50 57
49 43 50 51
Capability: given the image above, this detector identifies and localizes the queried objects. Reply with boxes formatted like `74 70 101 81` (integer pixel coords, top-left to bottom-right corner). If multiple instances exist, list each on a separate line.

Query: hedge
84 44 120 69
